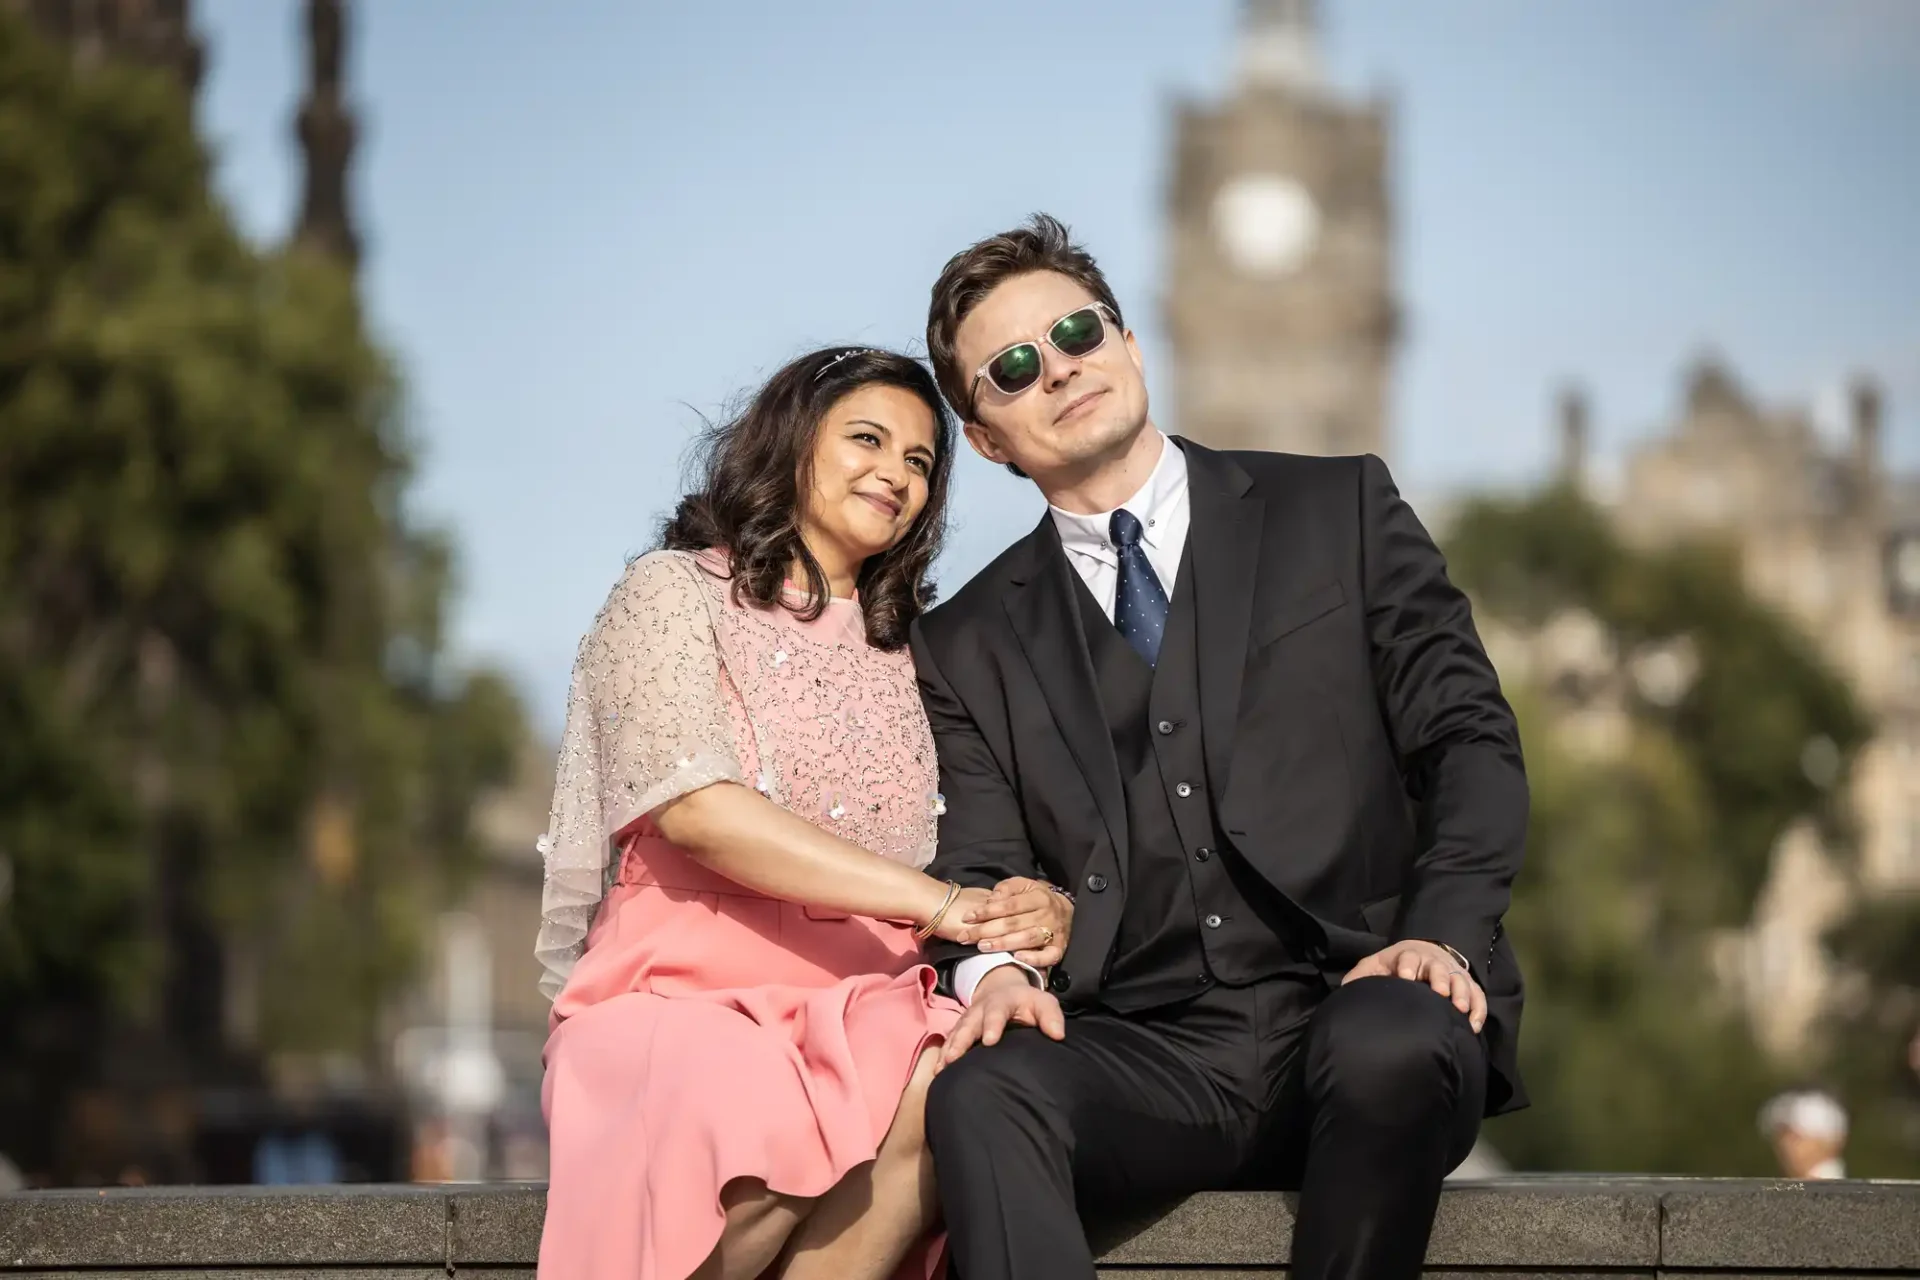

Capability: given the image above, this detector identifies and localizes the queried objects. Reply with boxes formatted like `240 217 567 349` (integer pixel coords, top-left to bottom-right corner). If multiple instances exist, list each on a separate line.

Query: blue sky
195 0 1920 731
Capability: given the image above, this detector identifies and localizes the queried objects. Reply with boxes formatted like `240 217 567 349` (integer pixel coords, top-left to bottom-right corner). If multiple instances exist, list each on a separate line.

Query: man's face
953 270 1150 480
1771 1127 1844 1178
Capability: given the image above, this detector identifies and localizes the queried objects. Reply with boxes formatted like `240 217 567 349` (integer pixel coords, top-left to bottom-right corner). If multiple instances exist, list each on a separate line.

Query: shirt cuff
952 953 1044 1006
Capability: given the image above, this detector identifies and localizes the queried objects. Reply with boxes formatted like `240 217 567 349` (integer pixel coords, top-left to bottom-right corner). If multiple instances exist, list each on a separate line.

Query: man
910 214 1528 1280
1759 1090 1849 1180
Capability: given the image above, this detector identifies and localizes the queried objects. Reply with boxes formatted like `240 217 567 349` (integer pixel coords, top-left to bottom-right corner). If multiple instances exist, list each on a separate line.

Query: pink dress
533 550 959 1280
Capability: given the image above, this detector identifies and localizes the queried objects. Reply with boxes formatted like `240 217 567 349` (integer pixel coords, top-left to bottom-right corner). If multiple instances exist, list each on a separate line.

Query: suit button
1204 913 1223 929
1049 969 1072 994
1194 847 1212 862
1175 782 1193 798
1086 873 1108 892
1156 720 1174 735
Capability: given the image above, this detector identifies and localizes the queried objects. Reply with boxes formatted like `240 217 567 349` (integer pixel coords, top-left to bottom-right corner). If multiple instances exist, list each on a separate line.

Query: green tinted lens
1050 307 1107 357
988 343 1043 394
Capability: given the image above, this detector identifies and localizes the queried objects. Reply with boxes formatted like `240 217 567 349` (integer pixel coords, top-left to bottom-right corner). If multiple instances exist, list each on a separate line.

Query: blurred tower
5 0 203 101
1165 0 1399 458
294 0 360 270
1556 384 1590 491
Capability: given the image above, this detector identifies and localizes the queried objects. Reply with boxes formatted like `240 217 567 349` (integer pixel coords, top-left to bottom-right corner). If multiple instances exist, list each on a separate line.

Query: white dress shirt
952 433 1193 1005
1047 430 1190 621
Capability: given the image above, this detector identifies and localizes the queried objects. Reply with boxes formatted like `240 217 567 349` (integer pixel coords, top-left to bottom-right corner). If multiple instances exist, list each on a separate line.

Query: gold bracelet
914 881 961 941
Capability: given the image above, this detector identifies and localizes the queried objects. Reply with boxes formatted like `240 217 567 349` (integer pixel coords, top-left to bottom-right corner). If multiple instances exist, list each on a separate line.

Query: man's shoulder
1184 444 1401 521
919 529 1043 651
1209 444 1370 490
923 547 1017 636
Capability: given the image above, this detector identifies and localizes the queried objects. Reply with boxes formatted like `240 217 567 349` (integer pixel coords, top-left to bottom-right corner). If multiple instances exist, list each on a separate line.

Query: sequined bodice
704 563 939 866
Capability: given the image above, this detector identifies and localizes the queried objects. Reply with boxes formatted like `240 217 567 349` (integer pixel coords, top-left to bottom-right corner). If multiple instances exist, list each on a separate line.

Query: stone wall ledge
1 1178 1915 1274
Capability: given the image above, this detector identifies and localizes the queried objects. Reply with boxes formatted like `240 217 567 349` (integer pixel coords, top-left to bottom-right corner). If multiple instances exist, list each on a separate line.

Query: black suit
911 440 1527 1280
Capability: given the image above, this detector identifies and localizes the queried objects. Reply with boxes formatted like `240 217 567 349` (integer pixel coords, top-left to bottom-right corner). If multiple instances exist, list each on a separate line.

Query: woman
535 346 1073 1280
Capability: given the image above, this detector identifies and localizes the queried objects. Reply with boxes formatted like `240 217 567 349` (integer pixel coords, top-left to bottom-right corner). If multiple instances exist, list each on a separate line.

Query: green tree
0 13 522 1174
1447 485 1870 1171
1822 893 1920 1177
1447 485 1869 917
1485 693 1785 1172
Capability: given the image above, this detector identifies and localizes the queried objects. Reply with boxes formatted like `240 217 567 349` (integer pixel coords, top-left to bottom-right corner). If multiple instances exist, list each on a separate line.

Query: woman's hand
958 876 1073 968
927 886 993 943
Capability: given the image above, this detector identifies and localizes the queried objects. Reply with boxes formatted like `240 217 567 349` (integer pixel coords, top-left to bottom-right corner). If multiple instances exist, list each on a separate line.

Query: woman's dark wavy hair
660 347 956 651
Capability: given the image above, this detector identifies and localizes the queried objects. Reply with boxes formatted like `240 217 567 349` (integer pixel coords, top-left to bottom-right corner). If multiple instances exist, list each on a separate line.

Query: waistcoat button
1086 873 1109 892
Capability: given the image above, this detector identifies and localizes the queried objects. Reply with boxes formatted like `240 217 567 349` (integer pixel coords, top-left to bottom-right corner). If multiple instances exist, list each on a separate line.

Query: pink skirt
540 839 961 1280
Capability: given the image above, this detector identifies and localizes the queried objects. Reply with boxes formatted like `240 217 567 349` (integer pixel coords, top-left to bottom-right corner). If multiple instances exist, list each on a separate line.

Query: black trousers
924 973 1487 1280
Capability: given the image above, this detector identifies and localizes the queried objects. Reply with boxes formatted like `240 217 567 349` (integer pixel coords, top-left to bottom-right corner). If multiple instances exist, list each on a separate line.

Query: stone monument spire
294 0 359 270
1557 384 1590 491
1237 0 1322 93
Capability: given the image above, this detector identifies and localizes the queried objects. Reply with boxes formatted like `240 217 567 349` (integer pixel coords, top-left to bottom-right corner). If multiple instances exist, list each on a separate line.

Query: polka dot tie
1110 508 1168 668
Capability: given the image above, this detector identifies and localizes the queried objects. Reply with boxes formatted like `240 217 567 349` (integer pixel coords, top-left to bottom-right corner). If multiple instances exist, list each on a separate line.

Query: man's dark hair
660 347 955 650
925 213 1125 423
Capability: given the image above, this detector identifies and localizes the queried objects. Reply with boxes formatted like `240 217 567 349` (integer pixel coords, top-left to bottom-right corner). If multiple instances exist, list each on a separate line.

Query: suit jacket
910 439 1529 1113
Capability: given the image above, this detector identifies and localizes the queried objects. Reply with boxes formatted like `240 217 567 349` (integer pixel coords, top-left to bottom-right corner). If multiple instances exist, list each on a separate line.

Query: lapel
1175 438 1265 797
1001 516 1130 877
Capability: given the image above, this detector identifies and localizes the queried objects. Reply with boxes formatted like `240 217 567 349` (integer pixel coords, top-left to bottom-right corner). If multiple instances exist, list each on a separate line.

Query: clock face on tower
1168 52 1394 459
1210 172 1321 278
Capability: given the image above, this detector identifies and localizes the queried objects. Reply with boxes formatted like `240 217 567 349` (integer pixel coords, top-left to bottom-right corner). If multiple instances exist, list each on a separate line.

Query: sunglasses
969 303 1118 413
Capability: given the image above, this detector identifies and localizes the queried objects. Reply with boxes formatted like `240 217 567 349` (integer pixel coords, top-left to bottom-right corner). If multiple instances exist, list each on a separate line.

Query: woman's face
799 383 938 574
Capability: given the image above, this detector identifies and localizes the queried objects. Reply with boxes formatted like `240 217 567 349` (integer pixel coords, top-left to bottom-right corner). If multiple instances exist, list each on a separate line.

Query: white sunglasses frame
967 302 1119 416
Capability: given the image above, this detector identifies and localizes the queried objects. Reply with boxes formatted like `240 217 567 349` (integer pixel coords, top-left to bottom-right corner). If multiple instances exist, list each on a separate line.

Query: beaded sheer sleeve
534 551 746 1000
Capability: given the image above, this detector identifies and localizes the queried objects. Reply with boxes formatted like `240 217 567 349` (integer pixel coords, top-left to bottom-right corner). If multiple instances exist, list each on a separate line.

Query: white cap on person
1758 1090 1849 1140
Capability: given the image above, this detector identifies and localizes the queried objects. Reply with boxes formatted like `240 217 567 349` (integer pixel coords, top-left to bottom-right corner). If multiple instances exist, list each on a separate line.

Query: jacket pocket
1358 893 1401 937
1255 580 1346 649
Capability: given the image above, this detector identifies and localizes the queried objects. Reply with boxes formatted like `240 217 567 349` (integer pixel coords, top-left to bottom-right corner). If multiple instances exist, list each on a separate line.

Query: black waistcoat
1072 549 1317 1012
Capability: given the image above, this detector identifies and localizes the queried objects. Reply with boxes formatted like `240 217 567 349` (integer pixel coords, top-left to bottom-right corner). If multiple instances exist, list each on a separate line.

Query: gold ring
1040 927 1055 946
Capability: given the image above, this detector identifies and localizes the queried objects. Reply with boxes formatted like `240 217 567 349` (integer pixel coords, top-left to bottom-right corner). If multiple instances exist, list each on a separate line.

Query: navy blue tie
1110 508 1168 667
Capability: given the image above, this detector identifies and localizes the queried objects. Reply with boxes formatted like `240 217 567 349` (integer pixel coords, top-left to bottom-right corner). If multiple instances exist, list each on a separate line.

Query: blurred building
1165 0 1398 460
1562 359 1918 1058
390 734 554 1182
1479 363 1912 1062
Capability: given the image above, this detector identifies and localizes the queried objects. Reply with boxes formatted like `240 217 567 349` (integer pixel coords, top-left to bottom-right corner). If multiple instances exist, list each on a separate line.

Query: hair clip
812 347 877 381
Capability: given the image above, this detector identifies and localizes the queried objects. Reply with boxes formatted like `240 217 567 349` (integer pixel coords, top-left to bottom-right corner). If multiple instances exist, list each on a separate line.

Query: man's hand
956 875 1073 967
1342 939 1486 1033
939 963 1065 1068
